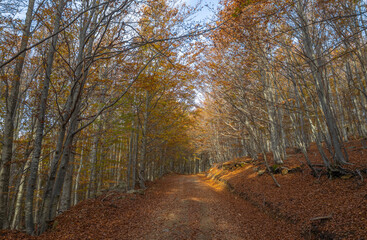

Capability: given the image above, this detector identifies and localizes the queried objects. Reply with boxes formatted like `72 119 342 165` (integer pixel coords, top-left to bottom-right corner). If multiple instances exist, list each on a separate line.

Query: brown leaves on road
1 174 298 240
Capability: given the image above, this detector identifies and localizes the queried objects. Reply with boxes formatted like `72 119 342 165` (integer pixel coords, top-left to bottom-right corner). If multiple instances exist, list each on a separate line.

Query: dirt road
28 174 298 240
125 174 298 240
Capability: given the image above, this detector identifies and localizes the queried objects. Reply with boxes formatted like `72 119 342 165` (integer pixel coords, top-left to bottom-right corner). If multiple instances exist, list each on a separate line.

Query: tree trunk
59 151 75 212
138 90 150 189
88 134 99 198
0 0 36 229
127 133 133 190
25 0 67 234
132 125 139 190
74 146 84 205
295 0 347 167
11 158 31 229
261 69 284 164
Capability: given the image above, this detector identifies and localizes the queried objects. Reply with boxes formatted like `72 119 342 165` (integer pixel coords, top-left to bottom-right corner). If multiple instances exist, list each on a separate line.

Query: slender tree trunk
295 0 347 167
59 151 75 212
138 91 150 189
0 0 36 229
127 133 133 190
25 0 67 234
74 147 84 205
132 125 139 190
261 69 283 164
33 162 42 227
50 133 76 219
88 134 99 198
40 2 97 229
11 158 31 229
331 66 348 141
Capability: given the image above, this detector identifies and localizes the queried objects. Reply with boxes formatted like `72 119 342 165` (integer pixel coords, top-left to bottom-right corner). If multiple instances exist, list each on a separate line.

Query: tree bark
25 0 67 234
295 0 347 167
0 0 36 229
74 146 84 205
138 90 151 189
88 133 100 198
59 151 75 212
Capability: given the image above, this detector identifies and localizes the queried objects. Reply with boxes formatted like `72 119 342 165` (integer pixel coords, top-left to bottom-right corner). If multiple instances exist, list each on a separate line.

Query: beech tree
195 0 367 175
5 0 367 235
0 0 203 234
0 0 36 228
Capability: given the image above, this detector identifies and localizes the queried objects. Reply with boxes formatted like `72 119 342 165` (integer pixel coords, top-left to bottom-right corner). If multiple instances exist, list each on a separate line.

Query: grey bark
295 0 347 167
127 133 133 190
132 127 139 190
25 0 67 234
39 0 98 230
49 119 78 221
10 158 31 230
261 69 284 164
0 0 36 229
74 147 84 205
59 151 75 212
88 133 99 198
138 90 151 189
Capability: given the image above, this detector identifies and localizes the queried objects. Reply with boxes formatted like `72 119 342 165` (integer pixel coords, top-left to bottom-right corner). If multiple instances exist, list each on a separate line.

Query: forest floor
207 138 367 240
1 139 367 239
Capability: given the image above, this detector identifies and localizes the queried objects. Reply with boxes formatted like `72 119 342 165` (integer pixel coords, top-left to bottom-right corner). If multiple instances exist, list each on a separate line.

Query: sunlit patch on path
125 174 298 240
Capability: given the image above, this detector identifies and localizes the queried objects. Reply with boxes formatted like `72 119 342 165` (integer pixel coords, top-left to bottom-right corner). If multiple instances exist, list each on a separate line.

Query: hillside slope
208 140 367 239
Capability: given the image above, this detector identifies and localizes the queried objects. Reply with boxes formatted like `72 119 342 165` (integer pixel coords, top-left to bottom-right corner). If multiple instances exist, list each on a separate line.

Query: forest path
32 174 299 240
125 174 298 240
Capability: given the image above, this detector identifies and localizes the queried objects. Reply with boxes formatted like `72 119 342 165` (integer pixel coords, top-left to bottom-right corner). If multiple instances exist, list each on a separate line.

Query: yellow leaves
279 98 295 105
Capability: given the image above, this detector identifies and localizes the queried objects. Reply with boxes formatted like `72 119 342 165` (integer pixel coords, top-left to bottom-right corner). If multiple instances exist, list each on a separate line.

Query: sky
182 0 220 22
179 0 220 105
11 0 221 24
